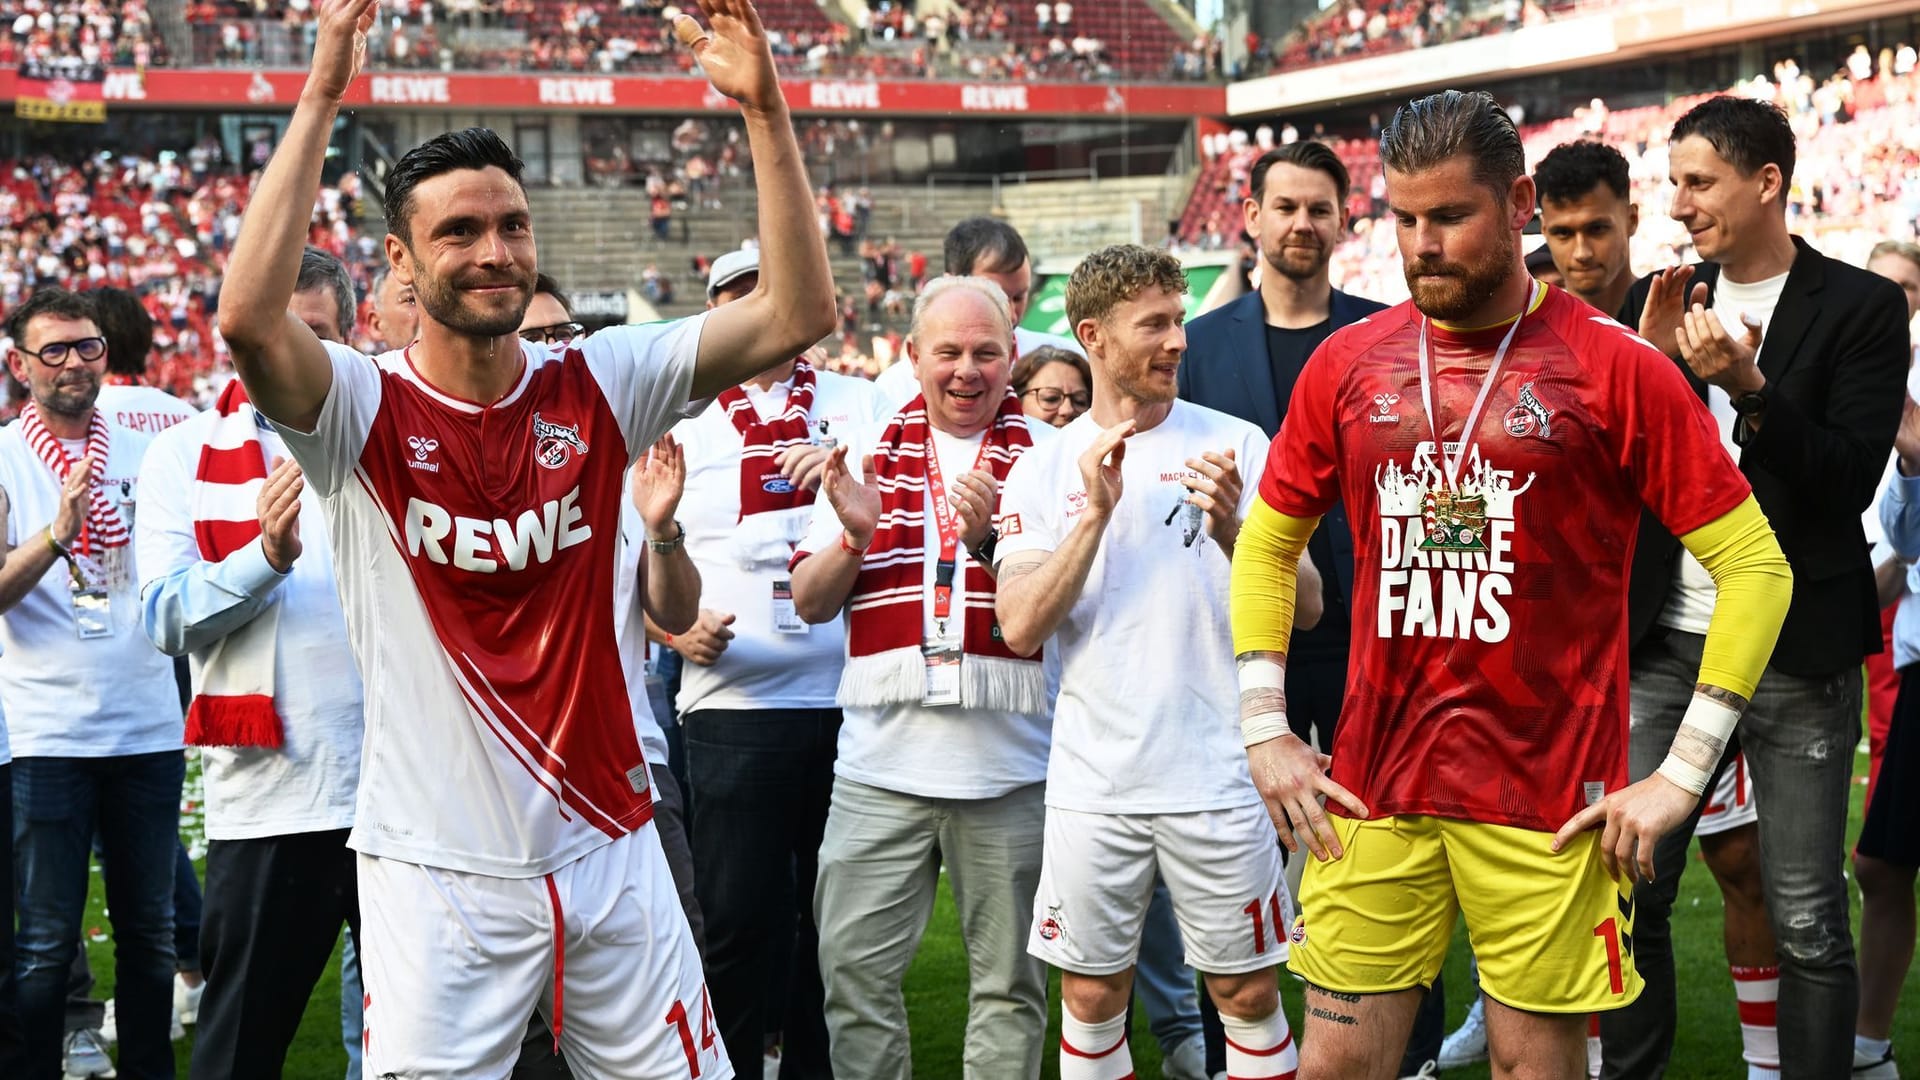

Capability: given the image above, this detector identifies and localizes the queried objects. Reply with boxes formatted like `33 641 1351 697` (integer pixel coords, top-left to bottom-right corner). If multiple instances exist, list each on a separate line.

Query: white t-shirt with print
797 418 1056 800
97 383 200 437
0 421 182 757
669 370 890 715
995 400 1268 814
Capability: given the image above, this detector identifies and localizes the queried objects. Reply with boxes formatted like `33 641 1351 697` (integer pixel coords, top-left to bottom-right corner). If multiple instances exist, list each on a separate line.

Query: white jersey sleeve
993 434 1066 565
578 314 711 465
266 341 384 498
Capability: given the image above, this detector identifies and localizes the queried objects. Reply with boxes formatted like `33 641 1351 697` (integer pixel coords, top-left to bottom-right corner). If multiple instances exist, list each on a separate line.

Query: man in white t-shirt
663 248 887 1076
874 218 1080 408
994 244 1319 1080
0 287 185 1080
91 287 200 435
211 0 837 1073
790 277 1052 1079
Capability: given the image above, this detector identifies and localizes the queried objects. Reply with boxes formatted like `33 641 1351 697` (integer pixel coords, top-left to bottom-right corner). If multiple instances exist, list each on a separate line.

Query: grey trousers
1599 629 1859 1080
814 777 1047 1080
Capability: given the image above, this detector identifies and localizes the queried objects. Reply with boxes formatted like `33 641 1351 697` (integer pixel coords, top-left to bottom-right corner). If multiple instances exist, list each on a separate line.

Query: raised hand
1183 449 1243 548
257 456 305 573
673 0 781 114
951 469 997 550
821 444 882 547
629 434 687 539
306 0 377 104
51 454 92 549
776 442 832 493
1637 264 1706 359
1078 420 1134 520
1677 303 1765 396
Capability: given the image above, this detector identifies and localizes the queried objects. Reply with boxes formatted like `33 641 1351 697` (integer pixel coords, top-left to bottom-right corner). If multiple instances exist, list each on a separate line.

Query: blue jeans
341 929 363 1080
0 763 23 1073
14 751 184 1079
1601 630 1860 1080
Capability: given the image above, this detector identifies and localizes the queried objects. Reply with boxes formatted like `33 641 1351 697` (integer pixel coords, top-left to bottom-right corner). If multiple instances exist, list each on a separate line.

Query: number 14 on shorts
666 986 718 1077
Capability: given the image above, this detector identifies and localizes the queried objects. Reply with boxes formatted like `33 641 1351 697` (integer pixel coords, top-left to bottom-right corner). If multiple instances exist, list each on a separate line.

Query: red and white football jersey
274 321 707 877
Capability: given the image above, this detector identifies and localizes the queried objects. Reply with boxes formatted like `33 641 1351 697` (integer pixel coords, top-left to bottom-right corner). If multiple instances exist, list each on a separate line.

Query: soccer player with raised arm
1229 90 1793 1080
214 0 835 1074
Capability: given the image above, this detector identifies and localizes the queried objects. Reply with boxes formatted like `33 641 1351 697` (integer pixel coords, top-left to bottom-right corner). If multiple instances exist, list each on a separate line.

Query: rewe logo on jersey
404 486 593 573
532 413 589 470
1373 442 1535 643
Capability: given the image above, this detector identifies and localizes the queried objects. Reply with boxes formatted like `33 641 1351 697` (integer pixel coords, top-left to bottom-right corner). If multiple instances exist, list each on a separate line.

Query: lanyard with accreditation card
921 433 992 706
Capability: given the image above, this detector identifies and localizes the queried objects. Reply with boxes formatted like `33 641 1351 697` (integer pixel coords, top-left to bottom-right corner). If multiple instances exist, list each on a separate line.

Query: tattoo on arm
1693 683 1751 713
996 553 1046 582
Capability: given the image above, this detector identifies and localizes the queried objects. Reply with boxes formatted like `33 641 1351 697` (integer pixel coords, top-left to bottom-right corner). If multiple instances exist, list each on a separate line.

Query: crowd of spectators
2 0 168 68
1181 46 1920 312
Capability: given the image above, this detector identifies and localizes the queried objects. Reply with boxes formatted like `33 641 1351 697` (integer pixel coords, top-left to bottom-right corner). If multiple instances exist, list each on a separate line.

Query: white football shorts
358 823 731 1079
1028 802 1289 976
1694 751 1757 838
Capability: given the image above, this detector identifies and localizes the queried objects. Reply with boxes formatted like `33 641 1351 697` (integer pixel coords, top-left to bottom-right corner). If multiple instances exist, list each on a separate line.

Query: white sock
1731 964 1780 1074
1857 1034 1893 1059
1060 1009 1132 1080
1220 1007 1299 1080
1587 1014 1602 1080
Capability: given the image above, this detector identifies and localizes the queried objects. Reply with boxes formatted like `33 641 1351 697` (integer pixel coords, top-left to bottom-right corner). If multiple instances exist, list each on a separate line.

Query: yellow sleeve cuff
1681 494 1793 700
1231 499 1320 657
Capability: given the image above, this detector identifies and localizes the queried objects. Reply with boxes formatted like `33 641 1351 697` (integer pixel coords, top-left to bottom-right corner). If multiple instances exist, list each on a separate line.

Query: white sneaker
99 998 184 1044
1400 1060 1440 1079
174 973 204 1027
1437 995 1489 1067
1856 1045 1901 1080
762 1048 781 1080
62 1028 117 1079
1163 1033 1208 1080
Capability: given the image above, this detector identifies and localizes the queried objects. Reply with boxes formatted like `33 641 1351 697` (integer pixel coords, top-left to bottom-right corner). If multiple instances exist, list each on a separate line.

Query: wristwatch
647 521 687 554
1731 387 1769 417
969 527 999 568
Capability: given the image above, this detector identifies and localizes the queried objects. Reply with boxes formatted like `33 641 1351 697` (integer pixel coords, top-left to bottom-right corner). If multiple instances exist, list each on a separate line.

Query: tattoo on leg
1309 1006 1359 1026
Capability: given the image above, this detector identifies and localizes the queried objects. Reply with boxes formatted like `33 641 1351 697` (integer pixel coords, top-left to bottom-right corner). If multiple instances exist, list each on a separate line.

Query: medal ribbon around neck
1416 280 1541 492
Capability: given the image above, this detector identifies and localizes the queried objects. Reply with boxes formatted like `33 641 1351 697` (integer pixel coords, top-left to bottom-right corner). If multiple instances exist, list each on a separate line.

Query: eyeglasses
14 336 107 367
519 322 584 345
1022 387 1090 410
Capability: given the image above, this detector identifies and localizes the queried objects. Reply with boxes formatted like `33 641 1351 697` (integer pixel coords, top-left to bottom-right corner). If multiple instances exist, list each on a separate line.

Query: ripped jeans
1598 629 1859 1080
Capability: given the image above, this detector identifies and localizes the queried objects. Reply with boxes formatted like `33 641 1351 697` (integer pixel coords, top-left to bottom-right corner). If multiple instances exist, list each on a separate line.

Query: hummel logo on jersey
403 486 593 573
532 413 589 470
1503 381 1554 439
1370 392 1402 424
406 435 441 473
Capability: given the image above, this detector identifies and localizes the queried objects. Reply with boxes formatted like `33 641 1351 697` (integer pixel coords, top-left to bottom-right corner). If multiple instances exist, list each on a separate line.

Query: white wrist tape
1237 658 1292 746
1242 712 1294 747
1655 692 1743 797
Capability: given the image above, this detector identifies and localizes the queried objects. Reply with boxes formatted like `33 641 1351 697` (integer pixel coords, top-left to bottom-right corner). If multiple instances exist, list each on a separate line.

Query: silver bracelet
647 521 687 555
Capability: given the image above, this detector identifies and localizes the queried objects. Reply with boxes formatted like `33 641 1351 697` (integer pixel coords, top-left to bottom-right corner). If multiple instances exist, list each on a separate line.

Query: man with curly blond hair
994 243 1323 1080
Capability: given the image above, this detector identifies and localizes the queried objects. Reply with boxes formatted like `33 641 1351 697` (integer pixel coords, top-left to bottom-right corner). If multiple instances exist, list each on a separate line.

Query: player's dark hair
944 216 1029 277
384 127 527 246
5 287 95 348
1250 141 1351 207
1670 96 1796 187
1379 89 1525 199
534 272 574 318
1533 141 1631 205
90 287 155 377
295 245 356 344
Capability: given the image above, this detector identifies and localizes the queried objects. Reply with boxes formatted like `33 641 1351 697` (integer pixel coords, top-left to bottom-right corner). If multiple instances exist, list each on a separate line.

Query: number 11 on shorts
666 986 717 1077
1593 917 1626 995
1244 890 1286 954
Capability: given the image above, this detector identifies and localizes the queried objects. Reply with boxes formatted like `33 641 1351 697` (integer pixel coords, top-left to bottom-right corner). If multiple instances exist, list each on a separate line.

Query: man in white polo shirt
0 286 184 1080
666 248 886 1076
134 245 368 1079
791 276 1052 1078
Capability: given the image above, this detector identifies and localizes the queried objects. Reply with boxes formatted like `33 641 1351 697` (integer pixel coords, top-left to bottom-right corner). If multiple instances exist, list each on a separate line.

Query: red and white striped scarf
183 379 284 748
820 389 1046 712
719 357 818 520
17 403 129 556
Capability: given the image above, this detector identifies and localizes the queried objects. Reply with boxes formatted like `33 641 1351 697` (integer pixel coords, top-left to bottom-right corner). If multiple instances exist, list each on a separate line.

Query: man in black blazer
1179 140 1432 1075
1601 96 1909 1080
